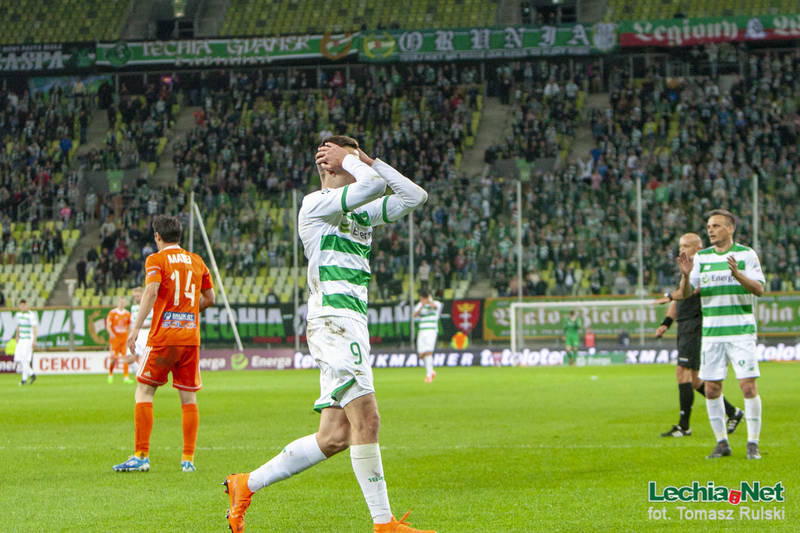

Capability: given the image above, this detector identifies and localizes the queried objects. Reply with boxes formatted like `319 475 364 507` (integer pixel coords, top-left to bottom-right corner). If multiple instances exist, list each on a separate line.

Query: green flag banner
95 33 358 68
359 23 618 62
618 14 800 48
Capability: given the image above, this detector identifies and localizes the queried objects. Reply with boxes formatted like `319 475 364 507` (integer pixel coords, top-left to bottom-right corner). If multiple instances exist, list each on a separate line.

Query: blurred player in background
563 310 581 365
13 299 38 385
113 215 214 473
655 233 742 438
413 290 442 382
106 297 132 383
677 210 765 460
224 136 434 533
129 287 153 374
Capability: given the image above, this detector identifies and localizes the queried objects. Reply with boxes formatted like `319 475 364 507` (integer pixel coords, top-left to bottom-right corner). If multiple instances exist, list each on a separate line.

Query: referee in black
656 233 743 437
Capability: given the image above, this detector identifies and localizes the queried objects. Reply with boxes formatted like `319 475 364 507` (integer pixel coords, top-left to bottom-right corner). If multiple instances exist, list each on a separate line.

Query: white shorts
307 316 374 413
416 330 438 355
13 339 34 364
130 328 150 373
699 339 760 381
134 329 150 357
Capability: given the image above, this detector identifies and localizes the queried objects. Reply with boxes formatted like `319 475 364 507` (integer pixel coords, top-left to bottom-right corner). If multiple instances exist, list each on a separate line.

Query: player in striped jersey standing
224 136 435 533
13 299 38 385
677 210 766 460
413 290 442 382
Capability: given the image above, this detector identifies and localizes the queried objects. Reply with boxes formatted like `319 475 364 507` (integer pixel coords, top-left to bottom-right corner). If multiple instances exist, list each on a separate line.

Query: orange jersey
145 245 213 347
107 308 131 342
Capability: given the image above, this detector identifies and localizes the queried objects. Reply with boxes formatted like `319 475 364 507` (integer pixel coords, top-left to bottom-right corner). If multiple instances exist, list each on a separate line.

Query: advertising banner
0 42 95 72
95 33 358 68
618 14 800 47
3 342 799 374
201 299 479 345
1 293 795 350
360 23 618 62
482 294 800 341
483 297 668 341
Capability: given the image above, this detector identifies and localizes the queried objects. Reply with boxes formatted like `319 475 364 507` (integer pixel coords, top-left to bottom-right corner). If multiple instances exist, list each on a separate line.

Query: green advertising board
95 33 358 68
360 23 618 62
482 295 800 341
2 294 796 349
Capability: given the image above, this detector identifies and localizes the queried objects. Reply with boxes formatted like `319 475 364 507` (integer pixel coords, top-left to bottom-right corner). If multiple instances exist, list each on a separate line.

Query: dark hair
320 135 359 149
153 215 182 243
19 298 27 304
707 209 736 227
419 289 431 299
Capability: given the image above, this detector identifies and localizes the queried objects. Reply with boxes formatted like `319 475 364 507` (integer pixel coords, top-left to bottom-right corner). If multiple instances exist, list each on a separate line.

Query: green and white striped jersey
130 303 153 328
414 300 443 333
689 243 765 343
299 154 427 325
15 310 38 340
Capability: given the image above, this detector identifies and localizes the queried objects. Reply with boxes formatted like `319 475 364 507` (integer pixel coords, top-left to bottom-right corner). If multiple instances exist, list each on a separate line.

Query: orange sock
123 362 129 378
134 402 154 458
181 403 199 462
108 356 114 376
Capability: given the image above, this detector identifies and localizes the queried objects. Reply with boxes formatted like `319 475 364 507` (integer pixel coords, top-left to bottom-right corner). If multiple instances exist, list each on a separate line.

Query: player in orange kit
112 215 215 473
106 297 132 383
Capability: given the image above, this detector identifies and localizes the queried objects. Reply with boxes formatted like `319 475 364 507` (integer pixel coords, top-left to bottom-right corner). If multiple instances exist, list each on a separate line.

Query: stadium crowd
491 48 800 296
0 84 89 266
83 80 178 171
4 50 800 302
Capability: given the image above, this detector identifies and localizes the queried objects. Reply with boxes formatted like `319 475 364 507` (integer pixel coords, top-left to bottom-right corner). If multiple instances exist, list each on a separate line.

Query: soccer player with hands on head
224 136 435 533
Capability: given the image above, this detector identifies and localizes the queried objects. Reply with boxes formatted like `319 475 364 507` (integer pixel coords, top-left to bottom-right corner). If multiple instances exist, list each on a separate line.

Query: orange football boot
223 473 253 532
374 510 436 533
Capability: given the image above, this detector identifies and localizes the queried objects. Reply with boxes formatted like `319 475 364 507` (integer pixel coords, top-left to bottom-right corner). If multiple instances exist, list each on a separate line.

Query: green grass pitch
2 363 798 532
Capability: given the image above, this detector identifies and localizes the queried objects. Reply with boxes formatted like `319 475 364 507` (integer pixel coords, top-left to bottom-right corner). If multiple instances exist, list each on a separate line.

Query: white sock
706 395 728 443
350 443 392 524
20 363 30 382
744 396 762 444
424 356 434 377
247 434 326 492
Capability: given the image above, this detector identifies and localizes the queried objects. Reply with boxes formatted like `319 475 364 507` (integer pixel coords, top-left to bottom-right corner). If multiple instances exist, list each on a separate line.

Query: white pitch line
0 442 766 452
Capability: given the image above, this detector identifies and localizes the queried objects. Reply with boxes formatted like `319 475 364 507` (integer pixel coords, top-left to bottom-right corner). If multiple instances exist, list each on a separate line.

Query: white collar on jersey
162 244 181 251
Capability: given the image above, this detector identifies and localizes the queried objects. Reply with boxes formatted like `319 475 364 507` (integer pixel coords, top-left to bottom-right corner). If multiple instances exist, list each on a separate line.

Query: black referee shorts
676 318 701 371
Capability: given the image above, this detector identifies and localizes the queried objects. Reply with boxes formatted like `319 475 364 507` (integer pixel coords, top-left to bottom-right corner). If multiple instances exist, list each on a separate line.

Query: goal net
509 299 673 366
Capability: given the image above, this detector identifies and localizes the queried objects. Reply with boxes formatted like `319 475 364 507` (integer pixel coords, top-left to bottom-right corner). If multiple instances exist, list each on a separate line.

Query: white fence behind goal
510 299 667 356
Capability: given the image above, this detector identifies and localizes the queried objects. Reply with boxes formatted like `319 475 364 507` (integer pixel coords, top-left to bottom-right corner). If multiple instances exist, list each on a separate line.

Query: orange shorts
110 340 127 357
136 345 202 391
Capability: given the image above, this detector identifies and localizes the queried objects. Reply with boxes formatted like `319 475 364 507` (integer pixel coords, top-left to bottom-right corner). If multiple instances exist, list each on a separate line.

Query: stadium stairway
568 91 610 162
151 106 199 188
46 220 101 307
460 95 511 176
75 109 115 157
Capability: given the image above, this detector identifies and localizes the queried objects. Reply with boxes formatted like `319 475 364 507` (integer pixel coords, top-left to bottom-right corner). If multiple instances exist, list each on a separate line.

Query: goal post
510 299 668 358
